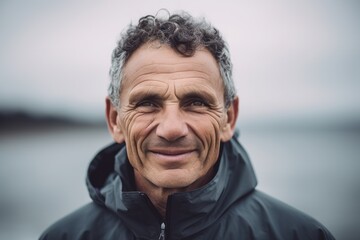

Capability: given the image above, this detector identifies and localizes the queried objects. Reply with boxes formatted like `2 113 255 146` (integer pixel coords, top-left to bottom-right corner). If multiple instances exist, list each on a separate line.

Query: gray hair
108 10 236 108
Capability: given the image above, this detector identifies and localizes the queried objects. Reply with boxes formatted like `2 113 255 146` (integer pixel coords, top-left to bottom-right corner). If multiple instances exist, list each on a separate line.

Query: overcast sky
0 0 359 124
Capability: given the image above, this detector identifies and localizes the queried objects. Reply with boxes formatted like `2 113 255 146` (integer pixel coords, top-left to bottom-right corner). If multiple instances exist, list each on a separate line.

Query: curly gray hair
109 11 236 108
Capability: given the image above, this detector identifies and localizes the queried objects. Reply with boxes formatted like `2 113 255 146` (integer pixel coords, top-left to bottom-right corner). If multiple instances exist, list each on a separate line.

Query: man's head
108 10 236 109
106 11 238 190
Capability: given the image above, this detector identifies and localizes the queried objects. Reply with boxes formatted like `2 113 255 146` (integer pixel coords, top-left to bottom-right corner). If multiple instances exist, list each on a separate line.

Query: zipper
158 222 165 240
140 193 166 239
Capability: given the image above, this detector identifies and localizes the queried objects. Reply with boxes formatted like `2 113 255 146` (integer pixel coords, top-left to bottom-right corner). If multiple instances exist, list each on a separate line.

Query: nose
156 104 188 142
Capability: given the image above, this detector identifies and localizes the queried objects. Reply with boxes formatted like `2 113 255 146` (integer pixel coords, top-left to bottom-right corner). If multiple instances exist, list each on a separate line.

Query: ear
220 97 239 142
105 97 125 143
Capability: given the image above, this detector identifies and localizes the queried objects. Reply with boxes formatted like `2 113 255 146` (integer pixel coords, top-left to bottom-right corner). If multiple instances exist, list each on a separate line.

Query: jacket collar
86 137 257 239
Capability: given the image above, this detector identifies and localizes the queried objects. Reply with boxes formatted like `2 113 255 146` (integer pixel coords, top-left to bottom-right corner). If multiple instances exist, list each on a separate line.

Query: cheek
186 114 224 174
186 111 225 146
120 111 157 158
121 110 154 137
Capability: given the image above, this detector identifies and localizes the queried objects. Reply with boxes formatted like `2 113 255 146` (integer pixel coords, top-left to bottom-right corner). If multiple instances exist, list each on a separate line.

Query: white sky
0 0 359 124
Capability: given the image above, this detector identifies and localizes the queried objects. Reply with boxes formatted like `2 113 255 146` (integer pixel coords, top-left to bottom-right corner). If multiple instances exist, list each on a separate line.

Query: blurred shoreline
1 110 360 133
0 111 107 133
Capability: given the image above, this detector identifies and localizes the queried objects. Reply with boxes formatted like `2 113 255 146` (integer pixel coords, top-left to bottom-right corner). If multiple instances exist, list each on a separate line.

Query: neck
133 168 215 218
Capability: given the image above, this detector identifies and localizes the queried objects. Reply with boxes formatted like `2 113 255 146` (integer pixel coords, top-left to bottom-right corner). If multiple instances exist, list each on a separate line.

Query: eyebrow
128 87 219 105
128 91 163 104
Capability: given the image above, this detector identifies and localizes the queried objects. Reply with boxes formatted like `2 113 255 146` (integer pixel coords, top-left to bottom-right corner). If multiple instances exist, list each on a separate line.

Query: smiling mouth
149 148 196 164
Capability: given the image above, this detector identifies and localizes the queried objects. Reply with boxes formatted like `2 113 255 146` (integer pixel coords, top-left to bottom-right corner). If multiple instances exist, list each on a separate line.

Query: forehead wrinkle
124 61 219 82
130 79 168 90
123 70 219 98
175 76 223 92
174 82 220 102
127 80 169 98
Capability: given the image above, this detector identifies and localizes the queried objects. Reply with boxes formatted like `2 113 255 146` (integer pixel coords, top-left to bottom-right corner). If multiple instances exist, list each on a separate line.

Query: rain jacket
40 137 335 239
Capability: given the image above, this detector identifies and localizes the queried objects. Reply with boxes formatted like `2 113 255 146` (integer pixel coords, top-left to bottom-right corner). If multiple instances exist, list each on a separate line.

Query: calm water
0 125 359 239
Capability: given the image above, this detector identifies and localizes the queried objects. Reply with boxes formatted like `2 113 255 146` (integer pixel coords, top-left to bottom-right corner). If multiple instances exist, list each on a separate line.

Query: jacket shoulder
39 202 133 240
224 190 335 239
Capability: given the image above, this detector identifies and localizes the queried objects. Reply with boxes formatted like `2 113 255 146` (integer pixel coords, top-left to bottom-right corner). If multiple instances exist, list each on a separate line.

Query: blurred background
0 0 359 239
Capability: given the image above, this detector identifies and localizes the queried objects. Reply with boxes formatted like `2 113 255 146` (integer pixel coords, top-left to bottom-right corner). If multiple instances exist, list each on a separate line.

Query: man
40 11 335 239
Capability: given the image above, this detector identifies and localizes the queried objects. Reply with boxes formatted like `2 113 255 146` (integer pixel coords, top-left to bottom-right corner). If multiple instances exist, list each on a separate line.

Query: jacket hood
86 137 257 239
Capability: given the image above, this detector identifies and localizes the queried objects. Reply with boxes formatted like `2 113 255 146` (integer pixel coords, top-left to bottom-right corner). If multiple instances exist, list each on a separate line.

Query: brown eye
134 100 161 113
190 100 206 107
184 98 209 109
133 93 163 108
137 101 157 107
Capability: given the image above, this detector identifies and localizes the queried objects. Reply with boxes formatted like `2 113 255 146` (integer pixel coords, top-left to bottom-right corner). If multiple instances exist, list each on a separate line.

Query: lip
148 148 196 164
149 148 194 155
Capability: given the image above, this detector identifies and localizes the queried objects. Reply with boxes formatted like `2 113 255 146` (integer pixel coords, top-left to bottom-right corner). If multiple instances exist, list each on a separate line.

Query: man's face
110 43 237 189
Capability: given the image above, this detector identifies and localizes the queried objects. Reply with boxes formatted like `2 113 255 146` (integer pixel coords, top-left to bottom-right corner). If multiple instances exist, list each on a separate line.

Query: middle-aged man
40 11 335 239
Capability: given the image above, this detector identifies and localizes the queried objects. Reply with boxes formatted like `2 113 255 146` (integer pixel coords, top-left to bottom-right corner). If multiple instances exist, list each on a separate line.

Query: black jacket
40 137 335 239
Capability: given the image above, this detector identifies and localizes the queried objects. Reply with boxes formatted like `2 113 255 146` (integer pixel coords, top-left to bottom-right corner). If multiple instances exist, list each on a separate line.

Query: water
0 124 359 239
240 126 360 240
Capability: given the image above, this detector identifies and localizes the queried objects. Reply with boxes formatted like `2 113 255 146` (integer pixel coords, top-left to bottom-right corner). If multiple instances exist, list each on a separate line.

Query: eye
137 100 157 108
184 98 209 109
190 100 206 107
132 99 160 113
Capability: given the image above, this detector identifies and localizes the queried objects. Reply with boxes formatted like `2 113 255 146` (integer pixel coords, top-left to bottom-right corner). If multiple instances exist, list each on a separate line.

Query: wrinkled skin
106 42 238 216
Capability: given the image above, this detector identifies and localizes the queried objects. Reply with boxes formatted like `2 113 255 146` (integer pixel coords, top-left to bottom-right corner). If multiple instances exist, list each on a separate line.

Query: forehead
121 42 222 89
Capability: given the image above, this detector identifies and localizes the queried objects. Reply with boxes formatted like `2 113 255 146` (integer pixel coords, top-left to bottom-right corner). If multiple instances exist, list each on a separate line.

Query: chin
153 170 198 189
